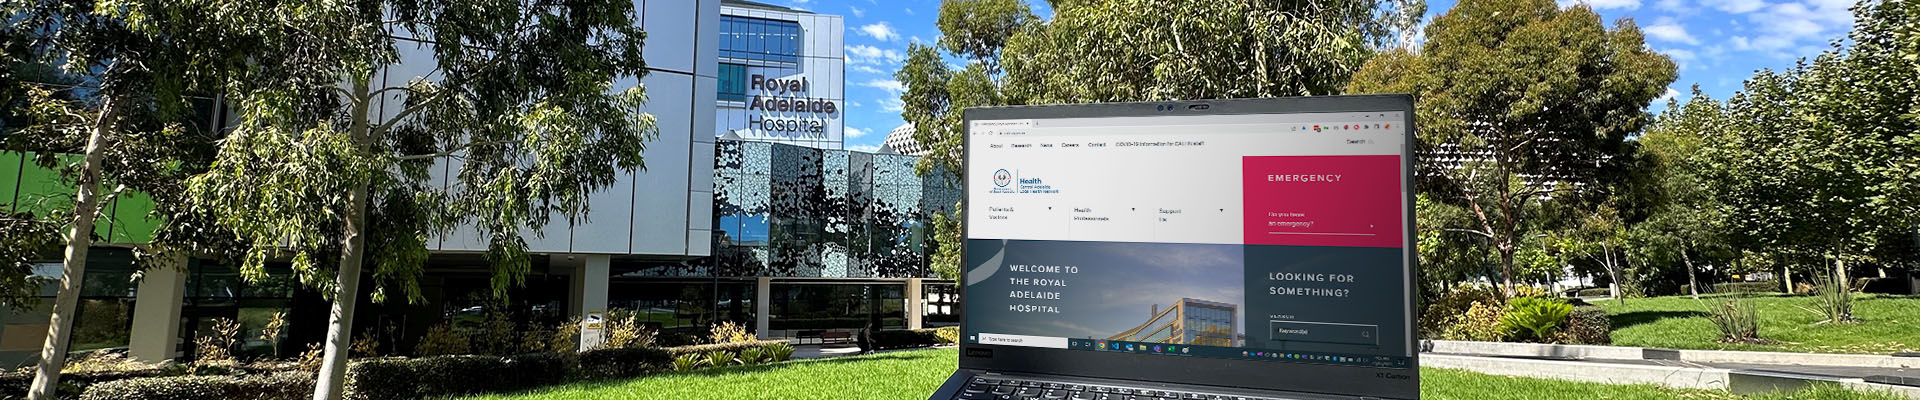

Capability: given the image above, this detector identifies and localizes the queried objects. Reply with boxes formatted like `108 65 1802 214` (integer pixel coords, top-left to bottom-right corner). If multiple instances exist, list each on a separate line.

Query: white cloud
1655 0 1691 13
1705 0 1768 14
847 126 871 138
880 98 905 112
851 65 886 74
1660 48 1697 69
845 45 905 66
1559 0 1641 10
1737 0 1854 57
1644 21 1700 45
861 79 905 93
859 22 900 41
1655 87 1682 104
847 144 882 152
848 100 863 108
909 35 927 45
850 6 864 18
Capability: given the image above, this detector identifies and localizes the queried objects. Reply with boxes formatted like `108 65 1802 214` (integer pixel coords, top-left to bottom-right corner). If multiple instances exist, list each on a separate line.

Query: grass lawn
463 348 1905 400
1600 293 1920 354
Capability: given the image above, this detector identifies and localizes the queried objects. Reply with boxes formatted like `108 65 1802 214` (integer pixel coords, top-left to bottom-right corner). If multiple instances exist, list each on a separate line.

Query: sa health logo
993 169 1013 188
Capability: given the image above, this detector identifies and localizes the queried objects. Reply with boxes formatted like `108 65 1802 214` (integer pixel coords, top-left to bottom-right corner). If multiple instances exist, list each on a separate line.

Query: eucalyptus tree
176 1 656 398
3 1 244 397
1346 0 1676 296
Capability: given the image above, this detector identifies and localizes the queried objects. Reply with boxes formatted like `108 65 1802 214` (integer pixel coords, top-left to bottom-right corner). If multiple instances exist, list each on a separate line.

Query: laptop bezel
955 95 1421 400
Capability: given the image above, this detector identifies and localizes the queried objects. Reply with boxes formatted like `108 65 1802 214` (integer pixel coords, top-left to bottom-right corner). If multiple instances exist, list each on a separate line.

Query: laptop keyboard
957 376 1284 400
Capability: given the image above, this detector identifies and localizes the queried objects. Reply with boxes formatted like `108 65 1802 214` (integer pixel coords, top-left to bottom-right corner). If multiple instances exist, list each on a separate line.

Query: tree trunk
1500 248 1516 298
29 97 117 400
313 82 373 400
1782 265 1792 293
1834 257 1849 293
1683 248 1700 299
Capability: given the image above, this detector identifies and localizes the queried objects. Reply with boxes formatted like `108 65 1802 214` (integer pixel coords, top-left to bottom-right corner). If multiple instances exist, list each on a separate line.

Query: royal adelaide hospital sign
745 74 838 139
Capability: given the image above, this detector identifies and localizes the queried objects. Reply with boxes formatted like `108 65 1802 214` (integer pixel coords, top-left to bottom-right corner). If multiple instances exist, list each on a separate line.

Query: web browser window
964 111 1413 369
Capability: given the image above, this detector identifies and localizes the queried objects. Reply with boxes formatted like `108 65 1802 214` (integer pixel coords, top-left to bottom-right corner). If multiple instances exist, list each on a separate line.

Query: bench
821 331 853 344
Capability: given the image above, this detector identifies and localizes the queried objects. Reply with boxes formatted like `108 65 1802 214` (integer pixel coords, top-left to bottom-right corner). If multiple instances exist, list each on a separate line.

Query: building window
718 63 748 103
719 15 801 64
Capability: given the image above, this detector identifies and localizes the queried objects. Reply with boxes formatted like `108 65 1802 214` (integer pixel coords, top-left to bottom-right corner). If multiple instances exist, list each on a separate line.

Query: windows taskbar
967 333 1411 369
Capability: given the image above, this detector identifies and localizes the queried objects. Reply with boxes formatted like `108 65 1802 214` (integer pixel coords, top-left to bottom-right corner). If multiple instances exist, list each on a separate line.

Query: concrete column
569 254 610 351
754 277 771 339
906 278 924 330
129 255 187 363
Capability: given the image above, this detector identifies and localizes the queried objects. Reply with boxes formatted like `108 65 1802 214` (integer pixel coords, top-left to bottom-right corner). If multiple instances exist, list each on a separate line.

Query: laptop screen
962 107 1414 372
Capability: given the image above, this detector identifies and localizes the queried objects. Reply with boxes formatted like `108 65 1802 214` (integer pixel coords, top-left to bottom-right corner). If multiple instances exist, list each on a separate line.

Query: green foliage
701 351 735 369
1438 301 1508 342
1691 1 1919 280
414 323 470 357
764 342 795 362
1420 284 1502 337
577 347 673 379
1555 306 1613 345
0 210 57 311
600 310 658 350
1704 297 1763 344
1682 281 1780 295
670 354 703 372
1500 297 1573 341
1811 272 1856 324
736 347 766 366
78 372 312 400
1349 0 1676 295
342 353 570 400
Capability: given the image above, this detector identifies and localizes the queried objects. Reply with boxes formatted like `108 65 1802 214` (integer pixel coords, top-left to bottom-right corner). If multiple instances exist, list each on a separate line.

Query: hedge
578 347 673 379
1559 306 1612 345
345 353 579 400
0 367 180 399
79 371 312 400
663 340 787 357
871 329 944 350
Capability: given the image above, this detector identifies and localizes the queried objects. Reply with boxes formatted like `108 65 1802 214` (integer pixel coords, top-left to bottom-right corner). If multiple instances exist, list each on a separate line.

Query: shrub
1554 306 1612 345
505 352 575 388
297 343 325 373
1707 297 1764 344
1419 285 1501 337
577 347 674 379
416 323 471 356
603 310 657 350
343 358 416 400
934 326 960 344
1510 285 1551 299
765 342 795 362
260 312 288 358
0 367 181 399
1575 287 1612 297
871 329 944 349
1811 273 1856 323
1439 301 1508 342
410 355 512 397
195 318 241 365
708 321 753 344
702 350 735 368
664 340 784 357
1501 297 1573 341
550 316 582 353
672 354 703 372
79 371 312 400
473 312 521 356
737 347 766 365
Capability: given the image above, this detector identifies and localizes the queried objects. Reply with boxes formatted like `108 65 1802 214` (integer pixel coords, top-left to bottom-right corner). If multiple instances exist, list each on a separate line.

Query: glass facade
711 140 959 279
719 15 802 64
718 63 749 102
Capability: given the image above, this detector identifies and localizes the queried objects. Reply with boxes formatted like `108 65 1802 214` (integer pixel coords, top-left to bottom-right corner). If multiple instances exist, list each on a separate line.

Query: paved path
790 344 957 359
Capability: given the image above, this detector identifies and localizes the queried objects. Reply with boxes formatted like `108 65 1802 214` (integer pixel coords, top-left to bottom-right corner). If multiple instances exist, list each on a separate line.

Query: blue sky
773 0 1861 152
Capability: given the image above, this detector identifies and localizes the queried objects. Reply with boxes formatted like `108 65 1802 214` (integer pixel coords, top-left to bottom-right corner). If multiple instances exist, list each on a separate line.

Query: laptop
928 95 1420 400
